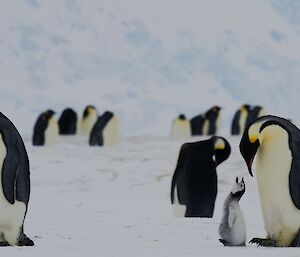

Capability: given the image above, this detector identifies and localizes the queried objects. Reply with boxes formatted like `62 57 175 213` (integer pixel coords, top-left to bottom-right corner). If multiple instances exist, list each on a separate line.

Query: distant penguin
171 114 191 139
219 177 246 246
170 136 231 217
204 106 221 135
240 115 300 247
231 105 251 135
80 105 97 136
58 108 77 135
190 114 206 136
246 105 266 126
32 109 58 146
0 113 34 246
89 111 120 146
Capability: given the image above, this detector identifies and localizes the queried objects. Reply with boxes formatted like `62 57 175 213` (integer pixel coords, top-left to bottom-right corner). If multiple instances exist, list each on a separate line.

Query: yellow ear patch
214 138 225 150
249 134 258 143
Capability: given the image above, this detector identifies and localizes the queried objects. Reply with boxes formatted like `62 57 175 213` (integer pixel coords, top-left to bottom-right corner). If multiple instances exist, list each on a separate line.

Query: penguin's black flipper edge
2 146 19 204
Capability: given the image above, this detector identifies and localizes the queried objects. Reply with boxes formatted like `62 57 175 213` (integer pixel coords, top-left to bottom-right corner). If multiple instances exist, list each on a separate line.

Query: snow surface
0 135 298 256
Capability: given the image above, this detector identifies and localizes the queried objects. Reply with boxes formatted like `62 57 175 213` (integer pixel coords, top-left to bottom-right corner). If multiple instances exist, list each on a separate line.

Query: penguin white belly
171 121 191 139
230 203 246 245
103 116 120 146
45 117 58 145
172 186 187 217
239 111 247 134
81 114 97 136
256 136 300 246
202 119 209 135
0 134 26 245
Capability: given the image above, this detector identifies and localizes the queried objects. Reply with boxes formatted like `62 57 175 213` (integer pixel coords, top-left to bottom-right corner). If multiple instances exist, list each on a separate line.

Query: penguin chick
219 177 246 246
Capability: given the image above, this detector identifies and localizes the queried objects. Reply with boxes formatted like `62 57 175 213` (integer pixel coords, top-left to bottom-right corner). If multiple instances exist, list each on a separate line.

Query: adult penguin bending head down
171 136 231 217
0 113 34 246
240 115 300 247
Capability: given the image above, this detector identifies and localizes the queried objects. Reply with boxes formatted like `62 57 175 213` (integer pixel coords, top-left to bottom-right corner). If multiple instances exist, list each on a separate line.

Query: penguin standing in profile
32 109 58 146
231 105 251 135
170 136 231 217
0 113 34 246
240 115 300 247
219 177 246 246
89 111 120 146
80 105 97 136
171 114 191 139
58 108 77 135
204 106 222 135
246 105 267 126
190 114 205 136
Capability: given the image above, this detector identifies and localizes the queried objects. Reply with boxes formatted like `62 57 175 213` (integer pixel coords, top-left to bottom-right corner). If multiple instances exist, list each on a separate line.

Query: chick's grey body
219 178 246 246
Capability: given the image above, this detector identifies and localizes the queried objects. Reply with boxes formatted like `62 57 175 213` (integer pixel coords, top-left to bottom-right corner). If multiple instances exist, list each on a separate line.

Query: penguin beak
239 133 260 176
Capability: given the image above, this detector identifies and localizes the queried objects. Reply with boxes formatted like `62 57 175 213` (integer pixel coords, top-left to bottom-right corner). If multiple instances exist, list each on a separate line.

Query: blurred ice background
1 0 300 137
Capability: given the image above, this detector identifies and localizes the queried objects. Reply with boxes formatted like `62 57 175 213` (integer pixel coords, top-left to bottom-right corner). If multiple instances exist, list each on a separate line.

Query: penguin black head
240 115 293 176
205 106 221 119
83 105 96 119
101 111 114 120
178 114 186 120
241 104 251 112
44 109 56 119
211 136 231 167
231 177 245 200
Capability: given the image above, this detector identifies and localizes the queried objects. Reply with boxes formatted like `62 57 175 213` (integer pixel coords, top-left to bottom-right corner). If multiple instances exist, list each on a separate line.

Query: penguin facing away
32 109 58 146
171 114 191 139
89 111 120 146
240 115 300 247
204 106 221 135
219 177 246 246
231 104 251 135
58 108 77 135
0 113 34 246
246 105 267 126
80 105 97 136
170 136 231 217
190 114 205 136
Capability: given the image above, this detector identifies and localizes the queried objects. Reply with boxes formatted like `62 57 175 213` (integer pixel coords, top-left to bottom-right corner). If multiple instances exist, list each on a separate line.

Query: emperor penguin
231 104 251 135
246 105 267 126
203 106 222 135
170 136 231 217
89 111 120 146
0 112 34 246
80 105 97 136
190 114 205 136
32 109 58 146
58 108 77 135
240 115 300 247
219 177 246 246
171 114 191 139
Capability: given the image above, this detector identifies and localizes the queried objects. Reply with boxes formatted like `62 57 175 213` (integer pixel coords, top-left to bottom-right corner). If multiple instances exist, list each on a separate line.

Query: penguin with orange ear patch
240 115 300 247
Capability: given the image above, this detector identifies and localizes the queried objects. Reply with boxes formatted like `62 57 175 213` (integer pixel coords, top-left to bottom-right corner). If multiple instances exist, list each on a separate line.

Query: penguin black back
89 111 114 146
231 105 250 135
205 106 221 135
190 114 205 136
58 108 77 135
32 110 55 146
171 136 231 217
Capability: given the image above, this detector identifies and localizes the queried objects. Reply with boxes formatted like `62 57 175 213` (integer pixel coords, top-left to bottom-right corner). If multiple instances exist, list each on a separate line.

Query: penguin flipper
2 146 19 204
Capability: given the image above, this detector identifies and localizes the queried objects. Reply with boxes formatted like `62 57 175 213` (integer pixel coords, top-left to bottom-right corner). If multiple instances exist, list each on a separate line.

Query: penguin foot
219 239 230 246
291 229 300 247
17 233 34 246
249 238 276 247
0 242 10 247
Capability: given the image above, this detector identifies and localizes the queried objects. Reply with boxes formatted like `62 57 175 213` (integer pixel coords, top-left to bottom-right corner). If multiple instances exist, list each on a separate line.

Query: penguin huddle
171 106 222 139
32 106 120 147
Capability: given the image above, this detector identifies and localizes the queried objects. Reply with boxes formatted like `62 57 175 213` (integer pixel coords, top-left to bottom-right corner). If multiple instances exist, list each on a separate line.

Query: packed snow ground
2 135 299 256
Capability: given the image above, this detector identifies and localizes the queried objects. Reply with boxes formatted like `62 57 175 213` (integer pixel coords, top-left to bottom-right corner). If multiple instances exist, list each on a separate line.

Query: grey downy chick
219 177 246 246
